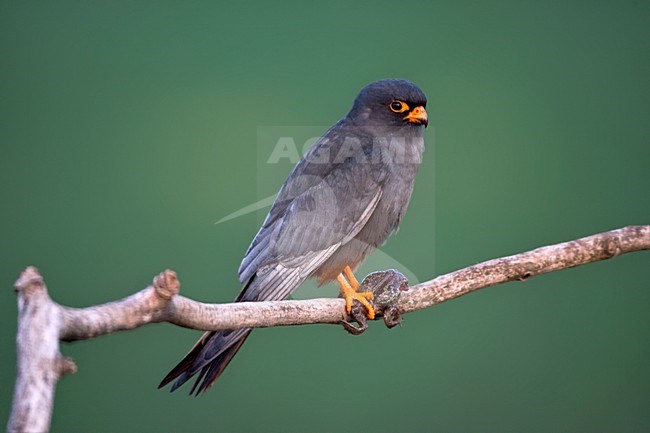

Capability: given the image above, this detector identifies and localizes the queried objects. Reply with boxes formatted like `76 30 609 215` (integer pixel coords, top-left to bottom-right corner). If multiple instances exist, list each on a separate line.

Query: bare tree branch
8 225 650 432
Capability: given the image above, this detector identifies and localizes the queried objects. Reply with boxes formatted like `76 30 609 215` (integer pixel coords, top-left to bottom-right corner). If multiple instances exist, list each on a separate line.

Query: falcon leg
343 265 361 290
337 266 375 319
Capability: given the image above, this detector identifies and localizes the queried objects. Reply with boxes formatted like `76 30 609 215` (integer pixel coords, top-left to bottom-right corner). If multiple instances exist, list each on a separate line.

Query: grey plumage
159 79 427 395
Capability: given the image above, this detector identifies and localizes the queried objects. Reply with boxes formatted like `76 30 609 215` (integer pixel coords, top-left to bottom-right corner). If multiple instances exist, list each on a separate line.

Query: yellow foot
337 266 375 320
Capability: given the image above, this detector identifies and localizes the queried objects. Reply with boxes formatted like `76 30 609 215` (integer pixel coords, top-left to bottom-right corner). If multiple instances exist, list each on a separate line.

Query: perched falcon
160 79 428 395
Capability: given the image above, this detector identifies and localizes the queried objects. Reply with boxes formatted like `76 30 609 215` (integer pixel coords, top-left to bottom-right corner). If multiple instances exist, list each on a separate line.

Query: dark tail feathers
158 328 252 395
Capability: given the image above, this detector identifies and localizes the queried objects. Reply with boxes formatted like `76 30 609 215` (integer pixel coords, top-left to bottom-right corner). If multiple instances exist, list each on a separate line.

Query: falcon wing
239 120 347 277
237 154 386 302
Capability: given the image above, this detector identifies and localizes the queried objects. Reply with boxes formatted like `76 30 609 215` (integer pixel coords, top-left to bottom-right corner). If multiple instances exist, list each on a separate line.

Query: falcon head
349 79 428 128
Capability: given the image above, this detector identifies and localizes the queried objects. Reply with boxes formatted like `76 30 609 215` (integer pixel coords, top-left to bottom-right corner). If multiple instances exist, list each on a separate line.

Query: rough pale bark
8 225 650 432
8 268 76 433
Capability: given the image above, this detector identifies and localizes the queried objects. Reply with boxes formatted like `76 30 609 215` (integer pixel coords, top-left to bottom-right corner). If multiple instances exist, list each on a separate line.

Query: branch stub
153 269 180 300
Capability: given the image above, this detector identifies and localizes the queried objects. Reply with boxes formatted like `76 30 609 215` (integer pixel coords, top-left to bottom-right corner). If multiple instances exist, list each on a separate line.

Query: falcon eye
389 100 409 113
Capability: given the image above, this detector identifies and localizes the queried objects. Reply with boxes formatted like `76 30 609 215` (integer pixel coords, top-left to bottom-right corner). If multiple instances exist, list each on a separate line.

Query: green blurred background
2 1 649 432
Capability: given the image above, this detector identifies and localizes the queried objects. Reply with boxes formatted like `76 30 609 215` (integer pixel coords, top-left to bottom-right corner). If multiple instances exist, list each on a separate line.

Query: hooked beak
403 106 428 127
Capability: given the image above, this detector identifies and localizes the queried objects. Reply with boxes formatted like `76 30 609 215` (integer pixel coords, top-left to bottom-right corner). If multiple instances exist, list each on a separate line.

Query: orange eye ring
389 100 410 113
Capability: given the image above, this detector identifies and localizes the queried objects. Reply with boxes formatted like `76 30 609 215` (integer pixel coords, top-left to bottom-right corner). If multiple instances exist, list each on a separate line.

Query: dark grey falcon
159 79 428 395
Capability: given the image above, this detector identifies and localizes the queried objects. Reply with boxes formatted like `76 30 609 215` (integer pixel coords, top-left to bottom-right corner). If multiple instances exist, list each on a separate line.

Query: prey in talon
342 269 408 335
362 269 409 328
342 269 409 335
